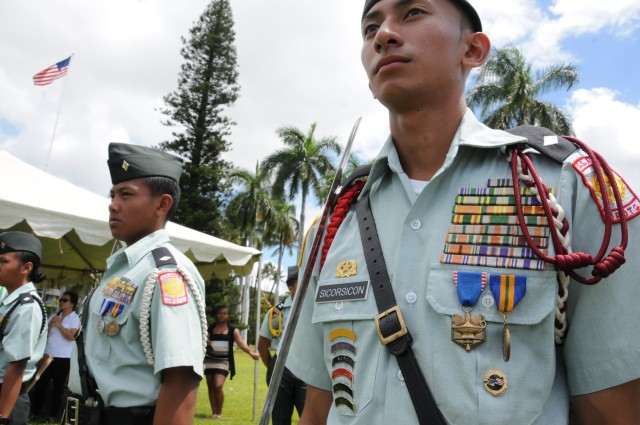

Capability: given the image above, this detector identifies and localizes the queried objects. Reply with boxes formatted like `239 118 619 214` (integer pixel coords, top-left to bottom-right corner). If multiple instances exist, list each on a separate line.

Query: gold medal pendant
451 310 487 351
502 315 511 362
105 321 120 336
451 272 488 352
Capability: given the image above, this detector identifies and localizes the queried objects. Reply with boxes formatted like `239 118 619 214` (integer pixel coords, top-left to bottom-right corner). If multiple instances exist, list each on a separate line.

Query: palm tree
263 202 298 304
467 45 579 135
226 161 276 335
264 123 341 256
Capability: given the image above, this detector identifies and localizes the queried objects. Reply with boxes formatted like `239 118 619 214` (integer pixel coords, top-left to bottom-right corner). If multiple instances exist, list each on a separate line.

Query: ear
21 261 33 279
157 194 174 218
462 32 491 69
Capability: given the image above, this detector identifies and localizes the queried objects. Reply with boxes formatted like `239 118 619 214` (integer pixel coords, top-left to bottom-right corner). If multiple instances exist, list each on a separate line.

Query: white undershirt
410 179 429 195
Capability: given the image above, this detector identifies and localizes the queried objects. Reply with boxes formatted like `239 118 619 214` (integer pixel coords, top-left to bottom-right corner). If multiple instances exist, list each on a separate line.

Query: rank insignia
159 272 188 306
336 260 357 278
573 156 640 223
121 160 129 171
483 369 508 396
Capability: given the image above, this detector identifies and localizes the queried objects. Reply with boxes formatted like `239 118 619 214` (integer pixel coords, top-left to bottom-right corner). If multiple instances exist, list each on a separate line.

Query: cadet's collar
1 282 36 306
457 108 526 148
359 109 526 196
107 229 170 268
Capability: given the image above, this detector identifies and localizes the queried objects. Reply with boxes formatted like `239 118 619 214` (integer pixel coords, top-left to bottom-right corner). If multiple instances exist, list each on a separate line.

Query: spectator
30 291 80 422
204 306 259 420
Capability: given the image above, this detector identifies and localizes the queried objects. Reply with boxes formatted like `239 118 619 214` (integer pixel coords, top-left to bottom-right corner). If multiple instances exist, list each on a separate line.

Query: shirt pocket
311 276 382 417
90 299 134 363
425 263 558 424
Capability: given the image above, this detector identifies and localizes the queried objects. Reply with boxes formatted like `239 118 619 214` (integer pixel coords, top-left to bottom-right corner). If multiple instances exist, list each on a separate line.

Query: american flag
33 56 72 86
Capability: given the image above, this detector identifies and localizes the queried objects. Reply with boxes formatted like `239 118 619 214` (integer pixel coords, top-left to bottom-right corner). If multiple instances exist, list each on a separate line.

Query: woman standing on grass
203 306 259 420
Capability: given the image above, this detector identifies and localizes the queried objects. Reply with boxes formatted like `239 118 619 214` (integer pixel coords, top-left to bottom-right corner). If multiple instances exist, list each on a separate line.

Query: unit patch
441 179 552 271
158 272 188 306
316 281 368 303
572 156 640 223
103 277 138 304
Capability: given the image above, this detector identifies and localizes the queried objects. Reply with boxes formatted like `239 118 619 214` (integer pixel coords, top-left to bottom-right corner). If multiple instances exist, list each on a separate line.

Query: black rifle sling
77 287 102 405
355 194 446 425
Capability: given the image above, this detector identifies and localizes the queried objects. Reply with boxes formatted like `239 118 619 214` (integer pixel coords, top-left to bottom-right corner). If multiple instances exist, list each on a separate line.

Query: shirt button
482 295 495 308
410 219 422 230
397 370 405 381
405 292 417 304
335 302 344 310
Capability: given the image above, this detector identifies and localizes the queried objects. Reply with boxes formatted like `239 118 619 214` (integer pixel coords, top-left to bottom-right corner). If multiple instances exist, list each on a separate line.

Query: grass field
30 349 300 425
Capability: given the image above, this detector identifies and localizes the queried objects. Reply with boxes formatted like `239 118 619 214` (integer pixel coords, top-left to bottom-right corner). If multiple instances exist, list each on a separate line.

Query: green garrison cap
362 0 482 33
0 231 42 260
286 266 299 286
107 143 184 185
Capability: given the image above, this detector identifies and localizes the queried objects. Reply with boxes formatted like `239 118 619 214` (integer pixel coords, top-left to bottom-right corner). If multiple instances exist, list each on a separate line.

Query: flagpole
44 54 73 171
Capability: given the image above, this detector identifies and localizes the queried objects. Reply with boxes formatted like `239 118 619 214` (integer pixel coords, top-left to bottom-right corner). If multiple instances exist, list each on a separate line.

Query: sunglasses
59 298 70 303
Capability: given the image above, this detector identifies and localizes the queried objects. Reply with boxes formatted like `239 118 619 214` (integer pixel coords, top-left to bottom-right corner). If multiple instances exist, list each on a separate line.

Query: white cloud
568 88 640 189
1 0 640 231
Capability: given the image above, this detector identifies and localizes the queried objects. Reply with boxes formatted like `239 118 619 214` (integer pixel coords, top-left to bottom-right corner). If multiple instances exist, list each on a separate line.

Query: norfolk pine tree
160 0 239 238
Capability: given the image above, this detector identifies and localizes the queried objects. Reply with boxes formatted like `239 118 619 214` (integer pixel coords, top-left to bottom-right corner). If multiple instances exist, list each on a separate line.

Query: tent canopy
0 150 260 284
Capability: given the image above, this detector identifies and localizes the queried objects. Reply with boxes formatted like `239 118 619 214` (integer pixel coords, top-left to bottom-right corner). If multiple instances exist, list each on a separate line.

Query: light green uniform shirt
0 283 46 382
69 229 206 407
259 295 293 354
288 110 640 424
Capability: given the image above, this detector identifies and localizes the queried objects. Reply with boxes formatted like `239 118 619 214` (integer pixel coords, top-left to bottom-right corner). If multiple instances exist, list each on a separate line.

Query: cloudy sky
1 0 639 290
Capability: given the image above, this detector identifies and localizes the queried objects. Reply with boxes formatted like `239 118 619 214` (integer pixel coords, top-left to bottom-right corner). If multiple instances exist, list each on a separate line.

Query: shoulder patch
572 155 640 222
506 125 578 164
158 271 188 306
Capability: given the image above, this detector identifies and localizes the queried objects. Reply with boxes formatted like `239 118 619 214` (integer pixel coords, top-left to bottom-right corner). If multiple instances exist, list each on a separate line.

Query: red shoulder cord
320 180 367 270
510 136 628 285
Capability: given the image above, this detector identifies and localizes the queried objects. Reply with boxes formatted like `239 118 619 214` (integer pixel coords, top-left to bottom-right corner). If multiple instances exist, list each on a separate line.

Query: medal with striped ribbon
451 271 488 351
489 274 527 361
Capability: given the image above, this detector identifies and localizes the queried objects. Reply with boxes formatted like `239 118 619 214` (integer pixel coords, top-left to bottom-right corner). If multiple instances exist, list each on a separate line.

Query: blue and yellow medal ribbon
489 274 527 361
489 274 526 315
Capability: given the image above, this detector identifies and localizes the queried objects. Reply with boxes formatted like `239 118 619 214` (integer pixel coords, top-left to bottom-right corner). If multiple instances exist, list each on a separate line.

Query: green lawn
30 349 299 425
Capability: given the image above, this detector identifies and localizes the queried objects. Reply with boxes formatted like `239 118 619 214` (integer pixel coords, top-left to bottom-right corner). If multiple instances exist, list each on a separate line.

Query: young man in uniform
287 1 640 424
0 232 47 425
67 143 207 425
258 266 307 425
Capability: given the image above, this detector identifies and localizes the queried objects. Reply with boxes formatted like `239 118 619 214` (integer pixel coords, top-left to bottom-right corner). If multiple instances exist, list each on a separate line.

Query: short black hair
15 251 46 283
143 176 181 220
63 291 80 309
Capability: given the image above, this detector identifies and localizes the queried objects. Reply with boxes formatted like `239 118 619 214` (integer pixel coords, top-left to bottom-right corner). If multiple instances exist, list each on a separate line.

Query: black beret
107 143 184 185
286 266 299 286
0 231 42 261
362 0 482 33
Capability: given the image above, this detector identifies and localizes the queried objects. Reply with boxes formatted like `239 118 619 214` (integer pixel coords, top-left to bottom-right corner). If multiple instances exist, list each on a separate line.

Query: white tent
0 149 260 284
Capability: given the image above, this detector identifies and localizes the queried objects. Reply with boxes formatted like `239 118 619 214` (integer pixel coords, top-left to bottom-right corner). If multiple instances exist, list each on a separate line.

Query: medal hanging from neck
451 271 487 351
489 274 526 361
